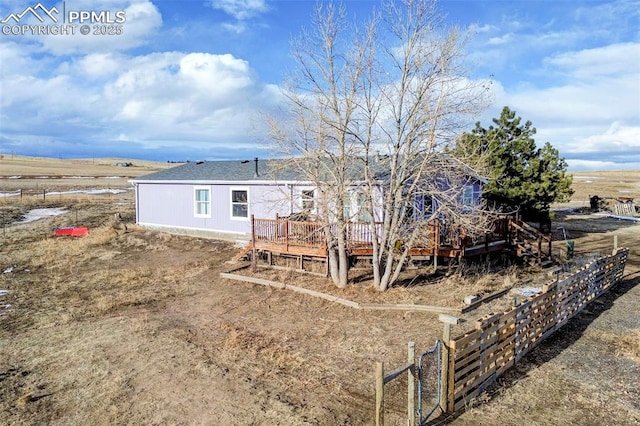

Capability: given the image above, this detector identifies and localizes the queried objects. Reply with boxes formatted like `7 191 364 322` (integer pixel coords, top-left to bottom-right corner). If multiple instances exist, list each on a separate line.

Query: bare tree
269 0 491 290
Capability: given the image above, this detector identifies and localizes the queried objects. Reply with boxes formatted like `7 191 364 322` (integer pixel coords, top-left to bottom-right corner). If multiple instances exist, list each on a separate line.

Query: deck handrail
252 217 502 250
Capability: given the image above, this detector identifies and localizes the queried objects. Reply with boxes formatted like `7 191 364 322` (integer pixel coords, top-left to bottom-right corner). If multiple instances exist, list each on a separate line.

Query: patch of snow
619 190 631 193
102 176 123 179
585 180 593 183
17 207 67 224
574 176 601 179
593 212 640 222
514 287 542 297
35 176 50 179
2 267 13 274
0 175 22 179
2 304 11 309
46 189 127 196
85 188 127 195
0 289 9 296
62 176 95 179
0 190 20 198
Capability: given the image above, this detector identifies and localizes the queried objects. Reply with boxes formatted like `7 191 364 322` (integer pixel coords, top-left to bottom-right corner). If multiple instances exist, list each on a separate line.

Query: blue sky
0 0 638 170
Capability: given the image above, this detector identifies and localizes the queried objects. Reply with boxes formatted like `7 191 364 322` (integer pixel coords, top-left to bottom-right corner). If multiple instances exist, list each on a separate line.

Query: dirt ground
0 159 639 425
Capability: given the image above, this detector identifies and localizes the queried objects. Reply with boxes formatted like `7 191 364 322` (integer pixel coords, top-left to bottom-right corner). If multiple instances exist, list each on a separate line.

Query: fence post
408 341 416 426
439 314 461 413
613 235 618 252
375 361 384 426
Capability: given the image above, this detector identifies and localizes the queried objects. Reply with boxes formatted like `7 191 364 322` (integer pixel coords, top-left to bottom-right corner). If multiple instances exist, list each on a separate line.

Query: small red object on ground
54 227 89 237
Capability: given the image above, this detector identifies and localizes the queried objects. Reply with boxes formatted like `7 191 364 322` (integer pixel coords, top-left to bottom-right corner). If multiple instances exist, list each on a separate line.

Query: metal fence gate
416 340 442 425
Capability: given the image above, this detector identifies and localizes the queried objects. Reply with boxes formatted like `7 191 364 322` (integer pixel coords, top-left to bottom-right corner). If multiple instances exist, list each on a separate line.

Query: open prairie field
0 155 170 194
566 170 640 206
0 158 639 425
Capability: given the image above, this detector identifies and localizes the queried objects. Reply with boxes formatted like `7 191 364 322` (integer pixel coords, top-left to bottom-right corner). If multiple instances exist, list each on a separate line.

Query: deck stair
508 218 553 268
234 243 253 261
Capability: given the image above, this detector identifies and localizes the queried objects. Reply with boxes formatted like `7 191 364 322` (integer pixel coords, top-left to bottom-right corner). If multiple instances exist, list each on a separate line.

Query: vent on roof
241 157 259 178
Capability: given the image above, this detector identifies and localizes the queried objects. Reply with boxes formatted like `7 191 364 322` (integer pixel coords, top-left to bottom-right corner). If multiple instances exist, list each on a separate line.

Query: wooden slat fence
447 247 629 412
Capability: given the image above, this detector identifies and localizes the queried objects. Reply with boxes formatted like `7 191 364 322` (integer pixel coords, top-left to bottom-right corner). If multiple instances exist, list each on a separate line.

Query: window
413 194 433 219
462 185 474 206
194 187 211 217
356 192 372 222
301 189 315 211
231 189 248 218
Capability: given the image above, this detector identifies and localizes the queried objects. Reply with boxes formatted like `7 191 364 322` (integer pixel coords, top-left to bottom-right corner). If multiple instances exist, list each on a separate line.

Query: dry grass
589 328 640 362
0 154 169 177
562 170 640 207
1 159 639 425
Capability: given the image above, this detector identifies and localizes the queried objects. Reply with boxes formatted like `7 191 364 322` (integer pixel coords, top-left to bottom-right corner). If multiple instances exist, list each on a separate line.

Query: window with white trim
301 189 315 211
194 187 211 217
231 189 249 219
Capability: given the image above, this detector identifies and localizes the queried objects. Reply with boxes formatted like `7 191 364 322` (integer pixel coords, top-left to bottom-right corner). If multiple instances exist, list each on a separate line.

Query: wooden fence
375 247 629 424
446 247 629 412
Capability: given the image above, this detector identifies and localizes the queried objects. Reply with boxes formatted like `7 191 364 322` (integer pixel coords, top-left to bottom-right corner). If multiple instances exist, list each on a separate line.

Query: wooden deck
245 214 532 264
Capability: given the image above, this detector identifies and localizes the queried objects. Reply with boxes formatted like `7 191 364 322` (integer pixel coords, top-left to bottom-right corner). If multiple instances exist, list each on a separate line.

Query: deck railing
252 216 326 249
250 215 531 258
252 215 517 252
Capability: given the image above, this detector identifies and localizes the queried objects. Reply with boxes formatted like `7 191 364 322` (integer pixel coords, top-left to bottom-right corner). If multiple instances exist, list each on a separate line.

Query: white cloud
567 122 640 154
75 52 124 77
487 33 512 45
544 42 640 79
468 23 497 34
209 0 268 20
0 48 283 156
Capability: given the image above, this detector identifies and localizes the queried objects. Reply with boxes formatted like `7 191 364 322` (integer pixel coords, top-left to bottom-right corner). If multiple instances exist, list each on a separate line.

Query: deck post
433 220 440 272
285 218 289 251
251 214 257 272
537 235 542 264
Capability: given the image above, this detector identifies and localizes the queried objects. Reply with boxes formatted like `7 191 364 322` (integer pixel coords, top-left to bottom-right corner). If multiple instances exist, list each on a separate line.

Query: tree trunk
326 225 348 288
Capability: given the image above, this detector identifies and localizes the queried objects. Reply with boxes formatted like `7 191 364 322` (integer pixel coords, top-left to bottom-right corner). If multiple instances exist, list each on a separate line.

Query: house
132 156 487 244
133 158 312 242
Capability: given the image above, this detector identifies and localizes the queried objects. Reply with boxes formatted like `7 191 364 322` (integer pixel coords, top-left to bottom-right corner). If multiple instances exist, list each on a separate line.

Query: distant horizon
2 152 639 173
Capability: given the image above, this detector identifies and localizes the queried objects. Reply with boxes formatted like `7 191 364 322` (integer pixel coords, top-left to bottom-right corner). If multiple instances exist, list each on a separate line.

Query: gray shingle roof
133 159 305 182
133 155 487 184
